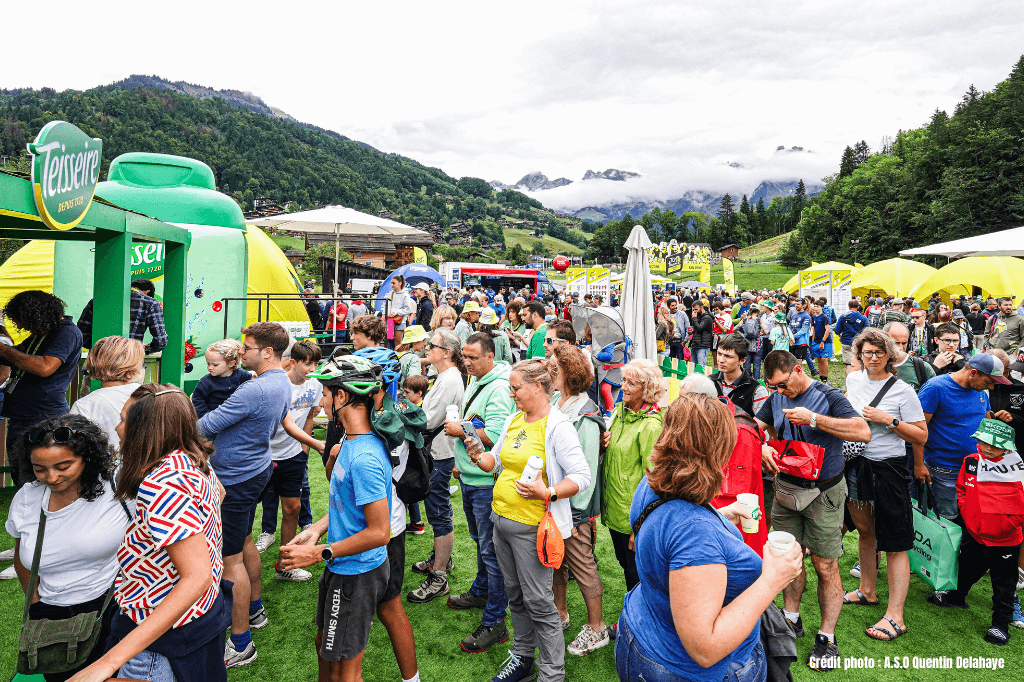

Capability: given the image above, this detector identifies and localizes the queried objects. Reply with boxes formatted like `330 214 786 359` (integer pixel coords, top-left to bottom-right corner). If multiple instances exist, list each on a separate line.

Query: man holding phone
443 332 515 652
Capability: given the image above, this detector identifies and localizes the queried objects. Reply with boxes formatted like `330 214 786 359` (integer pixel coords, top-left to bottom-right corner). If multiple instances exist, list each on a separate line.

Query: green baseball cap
971 418 1016 451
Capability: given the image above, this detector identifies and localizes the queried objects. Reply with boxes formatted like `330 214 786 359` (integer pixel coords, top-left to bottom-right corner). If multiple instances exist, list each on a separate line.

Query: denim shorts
424 457 455 536
119 650 177 682
614 615 766 682
913 464 959 520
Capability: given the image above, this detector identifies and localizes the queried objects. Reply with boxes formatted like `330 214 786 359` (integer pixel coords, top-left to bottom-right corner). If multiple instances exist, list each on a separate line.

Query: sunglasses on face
543 337 565 345
27 426 78 445
766 370 796 391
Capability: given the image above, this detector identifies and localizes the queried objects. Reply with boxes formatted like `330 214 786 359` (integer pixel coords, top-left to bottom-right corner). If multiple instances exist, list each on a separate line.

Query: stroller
572 305 633 416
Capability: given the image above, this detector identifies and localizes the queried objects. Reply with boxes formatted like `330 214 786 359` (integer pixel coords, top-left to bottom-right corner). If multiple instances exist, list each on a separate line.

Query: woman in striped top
70 384 228 682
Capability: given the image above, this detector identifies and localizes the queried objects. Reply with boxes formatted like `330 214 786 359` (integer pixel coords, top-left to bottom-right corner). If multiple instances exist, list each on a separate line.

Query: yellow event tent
851 258 938 298
907 256 1024 304
782 261 859 294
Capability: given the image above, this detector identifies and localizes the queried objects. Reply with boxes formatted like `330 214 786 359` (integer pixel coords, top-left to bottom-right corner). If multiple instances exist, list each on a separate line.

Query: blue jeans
408 502 422 525
912 463 959 520
669 339 686 361
261 467 313 534
461 482 508 626
693 347 710 367
425 457 455 536
615 616 766 682
119 650 177 682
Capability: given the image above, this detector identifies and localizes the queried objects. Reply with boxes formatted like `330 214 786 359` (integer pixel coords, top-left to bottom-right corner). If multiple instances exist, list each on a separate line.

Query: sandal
843 589 880 606
866 616 907 641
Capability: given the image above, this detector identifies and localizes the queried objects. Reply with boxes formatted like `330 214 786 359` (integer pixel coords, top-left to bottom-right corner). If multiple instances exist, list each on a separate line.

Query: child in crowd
256 341 322 574
191 339 251 417
929 419 1024 645
768 312 793 352
402 373 429 534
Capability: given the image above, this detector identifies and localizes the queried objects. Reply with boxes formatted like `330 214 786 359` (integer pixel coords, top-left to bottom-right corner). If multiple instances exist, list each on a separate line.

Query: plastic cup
768 531 796 556
736 493 760 533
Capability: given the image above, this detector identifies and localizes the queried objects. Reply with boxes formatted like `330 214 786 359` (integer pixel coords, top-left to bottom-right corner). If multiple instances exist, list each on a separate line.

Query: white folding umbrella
621 225 657 362
899 225 1024 258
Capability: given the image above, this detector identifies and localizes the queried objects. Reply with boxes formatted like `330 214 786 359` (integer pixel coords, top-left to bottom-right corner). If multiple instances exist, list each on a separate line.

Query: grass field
503 228 586 256
739 231 795 262
2 366 1021 681
268 233 305 251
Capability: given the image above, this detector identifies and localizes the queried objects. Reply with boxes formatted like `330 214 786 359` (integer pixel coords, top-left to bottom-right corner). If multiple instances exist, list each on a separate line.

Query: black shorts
846 457 915 553
263 452 309 499
791 344 808 360
379 533 406 604
221 463 274 557
315 561 390 661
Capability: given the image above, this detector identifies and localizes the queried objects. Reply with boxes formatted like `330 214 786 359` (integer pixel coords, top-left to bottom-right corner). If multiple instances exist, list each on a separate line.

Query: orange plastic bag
536 499 564 569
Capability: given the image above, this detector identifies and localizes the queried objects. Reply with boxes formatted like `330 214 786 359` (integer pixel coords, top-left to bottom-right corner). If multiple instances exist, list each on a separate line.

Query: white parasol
621 225 657 362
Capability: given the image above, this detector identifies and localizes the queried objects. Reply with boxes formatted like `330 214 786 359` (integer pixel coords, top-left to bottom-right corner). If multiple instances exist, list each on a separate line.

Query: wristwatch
321 545 334 563
809 413 818 429
548 486 558 502
886 418 900 430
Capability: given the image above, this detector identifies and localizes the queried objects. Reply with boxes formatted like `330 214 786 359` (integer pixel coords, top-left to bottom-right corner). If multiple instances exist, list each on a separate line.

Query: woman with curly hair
0 291 83 483
600 359 665 594
615 393 803 682
73 384 228 682
6 414 129 682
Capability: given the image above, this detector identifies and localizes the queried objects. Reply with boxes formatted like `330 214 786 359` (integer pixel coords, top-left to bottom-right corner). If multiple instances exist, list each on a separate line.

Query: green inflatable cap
96 152 245 229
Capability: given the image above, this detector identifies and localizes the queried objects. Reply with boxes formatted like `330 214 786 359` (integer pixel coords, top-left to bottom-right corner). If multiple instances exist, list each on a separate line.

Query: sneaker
0 565 16 580
1017 568 1024 591
850 561 861 578
928 592 968 609
787 615 805 638
567 624 611 656
807 634 839 672
254 532 275 554
461 621 510 653
447 591 489 610
406 522 426 535
984 626 1010 646
450 484 460 495
607 622 617 640
412 552 454 575
490 652 536 682
224 640 258 668
407 571 450 604
1012 595 1024 629
249 606 269 630
275 567 312 582
0 547 15 561
561 615 571 631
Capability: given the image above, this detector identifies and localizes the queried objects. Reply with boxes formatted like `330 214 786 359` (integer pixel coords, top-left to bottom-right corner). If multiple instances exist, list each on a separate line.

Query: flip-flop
866 616 907 641
843 588 880 606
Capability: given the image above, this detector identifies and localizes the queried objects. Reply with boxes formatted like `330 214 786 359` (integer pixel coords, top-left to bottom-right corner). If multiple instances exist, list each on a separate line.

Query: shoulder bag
18 500 130 675
842 375 898 461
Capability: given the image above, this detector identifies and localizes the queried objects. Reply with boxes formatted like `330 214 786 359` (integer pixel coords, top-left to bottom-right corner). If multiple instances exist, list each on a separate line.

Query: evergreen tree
839 146 857 178
717 194 737 227
853 140 871 166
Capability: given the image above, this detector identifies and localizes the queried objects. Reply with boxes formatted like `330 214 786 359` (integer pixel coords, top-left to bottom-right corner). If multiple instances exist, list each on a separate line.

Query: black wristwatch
886 418 900 430
321 545 334 563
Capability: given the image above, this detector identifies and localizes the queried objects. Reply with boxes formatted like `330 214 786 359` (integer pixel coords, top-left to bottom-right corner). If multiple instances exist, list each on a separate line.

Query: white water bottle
445 405 461 423
519 455 544 484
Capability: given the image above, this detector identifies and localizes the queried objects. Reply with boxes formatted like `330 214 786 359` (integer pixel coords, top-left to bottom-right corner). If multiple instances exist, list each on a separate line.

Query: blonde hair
207 338 244 369
623 359 665 405
511 358 552 396
86 336 145 383
431 305 457 330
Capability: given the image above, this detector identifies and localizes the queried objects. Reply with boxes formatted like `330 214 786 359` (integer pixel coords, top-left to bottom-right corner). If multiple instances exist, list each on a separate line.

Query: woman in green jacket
600 359 665 593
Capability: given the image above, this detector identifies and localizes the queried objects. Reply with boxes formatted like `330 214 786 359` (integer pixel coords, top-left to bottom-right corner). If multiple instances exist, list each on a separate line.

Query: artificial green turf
1 385 1021 681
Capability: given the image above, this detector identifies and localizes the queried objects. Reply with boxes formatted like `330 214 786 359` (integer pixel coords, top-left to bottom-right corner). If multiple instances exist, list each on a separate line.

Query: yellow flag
723 258 734 291
413 247 427 264
699 263 710 286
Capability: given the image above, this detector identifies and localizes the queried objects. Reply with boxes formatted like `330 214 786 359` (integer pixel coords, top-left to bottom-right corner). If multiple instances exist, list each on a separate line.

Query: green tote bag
909 487 962 592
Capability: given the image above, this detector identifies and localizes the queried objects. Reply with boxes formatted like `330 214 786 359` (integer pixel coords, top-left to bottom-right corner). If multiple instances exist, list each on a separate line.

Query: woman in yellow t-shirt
467 359 591 682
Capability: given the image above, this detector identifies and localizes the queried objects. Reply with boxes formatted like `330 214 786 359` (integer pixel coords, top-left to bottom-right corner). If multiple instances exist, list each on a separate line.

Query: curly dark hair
14 414 115 501
3 290 67 336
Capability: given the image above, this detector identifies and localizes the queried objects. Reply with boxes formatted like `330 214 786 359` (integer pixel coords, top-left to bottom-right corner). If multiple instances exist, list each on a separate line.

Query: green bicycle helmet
309 353 383 395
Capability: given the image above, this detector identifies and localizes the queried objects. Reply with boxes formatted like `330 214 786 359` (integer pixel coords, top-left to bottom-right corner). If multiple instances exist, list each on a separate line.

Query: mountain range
489 168 640 192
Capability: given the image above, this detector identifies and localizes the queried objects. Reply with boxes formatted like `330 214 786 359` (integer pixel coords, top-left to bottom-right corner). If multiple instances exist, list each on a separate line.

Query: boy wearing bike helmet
279 355 397 681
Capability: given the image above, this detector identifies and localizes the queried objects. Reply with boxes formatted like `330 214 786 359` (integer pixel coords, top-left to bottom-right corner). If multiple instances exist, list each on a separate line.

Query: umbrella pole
334 223 341 297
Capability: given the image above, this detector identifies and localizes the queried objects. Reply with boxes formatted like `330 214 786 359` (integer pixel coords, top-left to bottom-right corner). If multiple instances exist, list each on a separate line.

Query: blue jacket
198 368 291 485
834 311 869 345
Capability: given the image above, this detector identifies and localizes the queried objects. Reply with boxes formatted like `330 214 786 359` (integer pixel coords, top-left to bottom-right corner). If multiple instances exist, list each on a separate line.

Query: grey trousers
493 514 565 682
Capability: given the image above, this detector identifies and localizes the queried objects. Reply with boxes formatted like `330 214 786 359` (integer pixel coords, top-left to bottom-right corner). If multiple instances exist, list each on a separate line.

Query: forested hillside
787 55 1024 266
0 84 592 257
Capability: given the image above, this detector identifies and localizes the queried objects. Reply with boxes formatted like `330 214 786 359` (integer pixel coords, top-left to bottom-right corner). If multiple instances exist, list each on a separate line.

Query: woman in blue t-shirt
616 393 803 682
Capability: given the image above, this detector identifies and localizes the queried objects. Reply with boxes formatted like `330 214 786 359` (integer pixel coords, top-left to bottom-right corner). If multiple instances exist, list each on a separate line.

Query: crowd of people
2 277 1024 682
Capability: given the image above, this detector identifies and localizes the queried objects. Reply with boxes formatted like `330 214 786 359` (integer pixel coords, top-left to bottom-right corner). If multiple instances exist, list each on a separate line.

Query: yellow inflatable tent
907 256 1024 305
851 258 938 299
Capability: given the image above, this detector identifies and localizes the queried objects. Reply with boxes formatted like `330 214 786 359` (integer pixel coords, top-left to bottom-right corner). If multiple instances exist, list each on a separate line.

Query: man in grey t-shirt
668 298 690 362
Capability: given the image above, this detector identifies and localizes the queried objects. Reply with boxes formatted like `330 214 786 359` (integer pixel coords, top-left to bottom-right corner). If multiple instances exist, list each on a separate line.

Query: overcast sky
9 0 1023 207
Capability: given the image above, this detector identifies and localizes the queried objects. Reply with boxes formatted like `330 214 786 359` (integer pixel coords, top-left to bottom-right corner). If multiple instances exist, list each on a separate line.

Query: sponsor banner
800 270 831 289
566 268 588 296
723 258 735 290
587 268 610 298
28 121 103 231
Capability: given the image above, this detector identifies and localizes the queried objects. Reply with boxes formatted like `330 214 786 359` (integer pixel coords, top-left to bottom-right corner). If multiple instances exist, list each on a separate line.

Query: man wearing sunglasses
755 350 870 671
543 320 576 359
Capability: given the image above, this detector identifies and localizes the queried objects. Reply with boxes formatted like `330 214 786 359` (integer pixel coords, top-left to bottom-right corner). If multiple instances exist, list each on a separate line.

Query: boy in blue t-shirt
789 299 817 377
279 355 398 681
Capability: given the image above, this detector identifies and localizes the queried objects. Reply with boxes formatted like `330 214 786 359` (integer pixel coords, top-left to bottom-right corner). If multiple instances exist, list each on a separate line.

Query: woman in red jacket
929 419 1024 646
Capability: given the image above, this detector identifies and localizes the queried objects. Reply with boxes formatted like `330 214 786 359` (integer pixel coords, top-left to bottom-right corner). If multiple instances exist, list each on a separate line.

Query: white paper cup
736 493 760 533
768 531 796 556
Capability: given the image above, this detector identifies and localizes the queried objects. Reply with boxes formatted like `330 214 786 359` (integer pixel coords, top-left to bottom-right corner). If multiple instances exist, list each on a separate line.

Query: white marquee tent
899 225 1024 258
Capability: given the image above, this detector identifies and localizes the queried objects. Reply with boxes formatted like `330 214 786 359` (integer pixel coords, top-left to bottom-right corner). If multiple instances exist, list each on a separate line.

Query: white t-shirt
845 371 925 461
269 377 322 461
6 480 129 605
0 335 13 388
69 383 140 449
